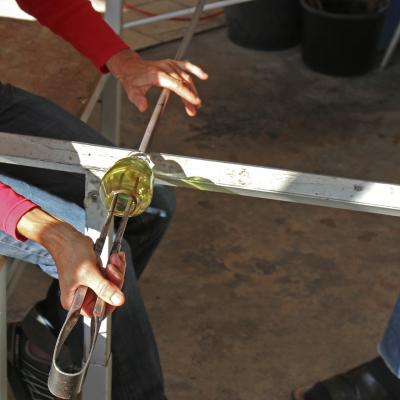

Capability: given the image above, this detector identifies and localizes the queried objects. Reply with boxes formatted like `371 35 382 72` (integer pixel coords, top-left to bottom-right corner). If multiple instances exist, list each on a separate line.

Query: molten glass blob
99 154 154 217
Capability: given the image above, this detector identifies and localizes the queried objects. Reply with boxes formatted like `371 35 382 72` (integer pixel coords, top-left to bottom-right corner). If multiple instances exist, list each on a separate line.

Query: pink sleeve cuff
0 182 38 241
4 201 38 241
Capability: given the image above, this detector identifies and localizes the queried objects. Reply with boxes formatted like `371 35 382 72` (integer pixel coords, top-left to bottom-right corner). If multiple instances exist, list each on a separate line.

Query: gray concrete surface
8 26 400 400
116 28 400 400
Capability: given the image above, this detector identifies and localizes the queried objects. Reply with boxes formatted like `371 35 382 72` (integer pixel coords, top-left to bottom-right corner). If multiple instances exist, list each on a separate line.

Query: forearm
16 207 80 255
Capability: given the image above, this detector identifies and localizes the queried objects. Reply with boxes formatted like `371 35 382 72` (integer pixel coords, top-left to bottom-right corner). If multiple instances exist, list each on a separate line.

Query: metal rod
123 0 256 29
81 75 109 123
93 194 118 259
381 18 400 69
138 0 207 153
111 197 136 253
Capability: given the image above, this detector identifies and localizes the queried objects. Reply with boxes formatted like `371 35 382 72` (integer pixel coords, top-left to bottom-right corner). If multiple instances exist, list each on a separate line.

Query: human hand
106 49 208 116
17 208 126 316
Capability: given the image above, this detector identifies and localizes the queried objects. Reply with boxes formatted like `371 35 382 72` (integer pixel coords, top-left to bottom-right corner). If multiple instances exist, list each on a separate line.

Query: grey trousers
0 83 175 400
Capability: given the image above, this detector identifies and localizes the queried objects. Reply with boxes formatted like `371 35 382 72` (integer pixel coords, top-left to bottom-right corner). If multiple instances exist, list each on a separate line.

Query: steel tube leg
82 172 112 400
101 77 122 145
381 19 400 68
0 260 7 400
101 0 123 146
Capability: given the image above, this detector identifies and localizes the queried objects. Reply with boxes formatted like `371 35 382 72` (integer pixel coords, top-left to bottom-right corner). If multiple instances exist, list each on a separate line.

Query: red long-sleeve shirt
1 0 130 239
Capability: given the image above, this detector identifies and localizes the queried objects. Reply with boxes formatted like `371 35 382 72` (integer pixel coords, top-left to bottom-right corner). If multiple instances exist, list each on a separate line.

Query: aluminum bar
2 132 400 217
123 0 256 29
81 75 109 123
381 18 400 68
138 0 207 153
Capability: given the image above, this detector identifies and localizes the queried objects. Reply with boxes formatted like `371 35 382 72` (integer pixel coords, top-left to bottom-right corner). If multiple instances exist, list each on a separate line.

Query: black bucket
225 0 302 50
301 0 389 76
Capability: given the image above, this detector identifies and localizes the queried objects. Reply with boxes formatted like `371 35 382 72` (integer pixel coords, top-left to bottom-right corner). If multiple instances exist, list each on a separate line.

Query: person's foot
7 306 76 400
292 357 400 400
8 323 54 399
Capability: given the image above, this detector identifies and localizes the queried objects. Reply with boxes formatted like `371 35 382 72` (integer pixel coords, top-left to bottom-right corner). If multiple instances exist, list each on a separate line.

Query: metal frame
3 131 400 399
82 174 113 400
0 258 31 400
381 18 400 68
123 0 254 29
2 132 400 217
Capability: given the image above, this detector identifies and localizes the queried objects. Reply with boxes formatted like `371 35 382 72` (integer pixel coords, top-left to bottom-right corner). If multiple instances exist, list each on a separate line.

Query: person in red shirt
0 1 208 399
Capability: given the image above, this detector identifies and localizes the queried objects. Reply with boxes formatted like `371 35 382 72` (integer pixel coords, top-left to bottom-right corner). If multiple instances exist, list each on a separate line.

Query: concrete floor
5 22 400 400
109 28 400 400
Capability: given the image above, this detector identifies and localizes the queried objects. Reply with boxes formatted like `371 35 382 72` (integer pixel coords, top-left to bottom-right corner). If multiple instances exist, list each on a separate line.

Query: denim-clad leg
379 296 400 377
0 83 174 399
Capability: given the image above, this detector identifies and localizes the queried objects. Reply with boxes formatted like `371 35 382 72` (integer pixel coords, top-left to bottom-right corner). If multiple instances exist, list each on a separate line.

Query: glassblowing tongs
48 194 136 399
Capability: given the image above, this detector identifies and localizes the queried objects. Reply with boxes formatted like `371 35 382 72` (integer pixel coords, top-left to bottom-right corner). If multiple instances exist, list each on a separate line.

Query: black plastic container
301 0 389 76
225 0 302 50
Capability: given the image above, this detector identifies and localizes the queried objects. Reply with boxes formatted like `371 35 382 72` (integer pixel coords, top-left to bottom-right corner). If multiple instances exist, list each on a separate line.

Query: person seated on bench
0 0 208 399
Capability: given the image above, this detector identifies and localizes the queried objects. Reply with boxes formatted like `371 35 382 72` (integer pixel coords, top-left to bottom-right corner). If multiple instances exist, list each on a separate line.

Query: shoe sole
7 361 32 400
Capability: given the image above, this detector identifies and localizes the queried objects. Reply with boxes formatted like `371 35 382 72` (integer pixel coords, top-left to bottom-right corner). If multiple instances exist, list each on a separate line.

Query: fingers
156 71 201 107
106 252 126 290
118 54 208 114
127 86 150 112
78 252 127 317
175 60 208 80
104 252 126 316
166 69 198 116
81 264 125 308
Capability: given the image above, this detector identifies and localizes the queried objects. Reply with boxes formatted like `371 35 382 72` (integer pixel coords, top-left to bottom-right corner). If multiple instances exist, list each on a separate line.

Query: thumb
127 88 149 112
86 270 125 306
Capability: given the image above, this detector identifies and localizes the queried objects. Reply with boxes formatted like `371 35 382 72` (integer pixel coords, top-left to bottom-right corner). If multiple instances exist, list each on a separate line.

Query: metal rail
2 132 400 218
381 18 400 68
123 0 255 29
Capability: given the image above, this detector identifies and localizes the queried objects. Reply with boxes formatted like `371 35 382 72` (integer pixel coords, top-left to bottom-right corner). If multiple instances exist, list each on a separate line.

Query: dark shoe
8 323 54 400
7 307 76 400
292 358 399 400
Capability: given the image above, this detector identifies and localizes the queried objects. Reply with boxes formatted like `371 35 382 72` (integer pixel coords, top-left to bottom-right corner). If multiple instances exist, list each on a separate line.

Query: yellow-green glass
99 154 154 217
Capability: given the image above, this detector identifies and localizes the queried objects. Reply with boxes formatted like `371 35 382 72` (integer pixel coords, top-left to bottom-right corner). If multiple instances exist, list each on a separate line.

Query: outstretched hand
106 49 208 116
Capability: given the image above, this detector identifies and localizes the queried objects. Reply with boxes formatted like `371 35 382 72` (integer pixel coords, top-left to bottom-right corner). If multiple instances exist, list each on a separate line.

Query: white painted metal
381 18 400 68
105 0 123 35
101 77 122 145
102 0 123 145
5 260 28 302
123 0 256 29
0 260 6 400
2 132 400 218
90 0 122 393
81 75 110 123
82 172 113 400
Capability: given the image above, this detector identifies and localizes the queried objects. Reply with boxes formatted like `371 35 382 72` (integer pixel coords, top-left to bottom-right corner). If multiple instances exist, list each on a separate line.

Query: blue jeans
0 84 175 399
379 298 400 377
